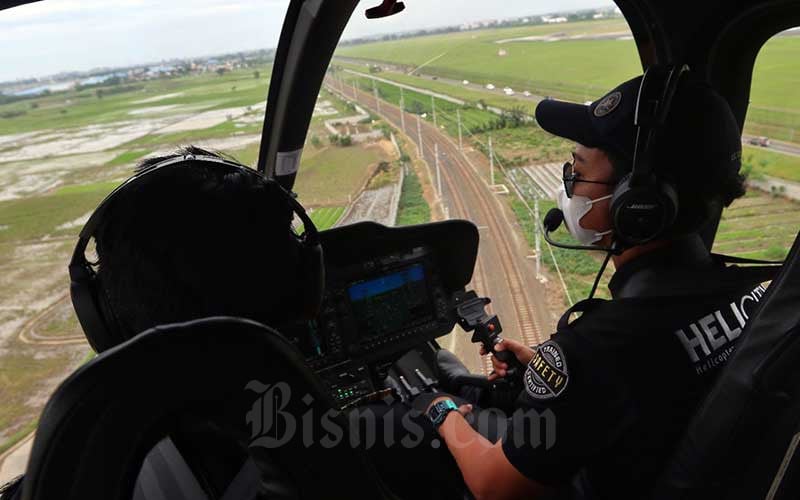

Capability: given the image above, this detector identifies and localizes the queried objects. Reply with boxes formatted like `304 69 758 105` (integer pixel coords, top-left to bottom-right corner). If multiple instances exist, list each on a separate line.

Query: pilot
414 72 778 500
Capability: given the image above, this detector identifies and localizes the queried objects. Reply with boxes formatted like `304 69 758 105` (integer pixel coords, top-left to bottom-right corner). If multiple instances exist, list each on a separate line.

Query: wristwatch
427 399 459 429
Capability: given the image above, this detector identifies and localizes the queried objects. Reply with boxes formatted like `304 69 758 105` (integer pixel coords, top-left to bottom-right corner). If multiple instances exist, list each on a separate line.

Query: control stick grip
492 346 521 368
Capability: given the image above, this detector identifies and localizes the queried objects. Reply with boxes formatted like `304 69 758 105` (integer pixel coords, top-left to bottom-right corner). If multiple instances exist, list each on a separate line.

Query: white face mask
556 185 613 245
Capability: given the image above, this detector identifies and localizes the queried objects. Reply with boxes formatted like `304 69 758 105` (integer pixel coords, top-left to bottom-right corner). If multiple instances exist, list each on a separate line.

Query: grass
396 164 431 226
0 349 79 444
474 126 573 167
336 19 641 104
742 145 800 182
295 144 390 206
338 19 800 143
108 149 150 167
310 206 345 230
0 180 119 244
0 65 271 136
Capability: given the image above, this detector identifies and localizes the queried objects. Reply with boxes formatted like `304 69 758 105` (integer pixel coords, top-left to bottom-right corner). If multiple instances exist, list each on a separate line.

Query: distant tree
339 135 352 147
254 70 260 79
216 67 227 76
310 135 322 147
410 101 424 115
231 86 237 91
96 89 104 99
30 102 39 109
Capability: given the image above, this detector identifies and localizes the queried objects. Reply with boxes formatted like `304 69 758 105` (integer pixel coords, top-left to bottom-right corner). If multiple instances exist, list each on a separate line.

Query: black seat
653 231 800 500
21 317 395 500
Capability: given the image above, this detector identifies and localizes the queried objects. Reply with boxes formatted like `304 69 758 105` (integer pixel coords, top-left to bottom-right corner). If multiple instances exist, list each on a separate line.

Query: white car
503 87 514 96
463 80 470 85
485 83 495 90
523 90 531 97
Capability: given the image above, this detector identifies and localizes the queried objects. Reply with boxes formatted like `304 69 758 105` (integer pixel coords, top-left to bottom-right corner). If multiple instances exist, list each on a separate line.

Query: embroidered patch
593 91 622 117
524 341 569 400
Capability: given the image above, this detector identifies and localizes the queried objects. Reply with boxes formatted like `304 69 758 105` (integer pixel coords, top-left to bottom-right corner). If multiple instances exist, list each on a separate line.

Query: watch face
428 400 457 427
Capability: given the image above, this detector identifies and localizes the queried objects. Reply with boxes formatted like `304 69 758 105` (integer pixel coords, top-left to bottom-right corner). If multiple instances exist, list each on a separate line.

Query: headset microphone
542 208 620 254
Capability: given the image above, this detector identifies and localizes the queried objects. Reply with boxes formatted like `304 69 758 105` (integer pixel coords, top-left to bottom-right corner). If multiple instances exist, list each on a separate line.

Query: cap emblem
593 91 622 117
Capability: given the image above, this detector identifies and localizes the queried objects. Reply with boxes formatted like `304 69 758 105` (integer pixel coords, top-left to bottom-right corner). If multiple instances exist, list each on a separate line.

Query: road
326 78 554 375
335 56 547 105
743 134 800 157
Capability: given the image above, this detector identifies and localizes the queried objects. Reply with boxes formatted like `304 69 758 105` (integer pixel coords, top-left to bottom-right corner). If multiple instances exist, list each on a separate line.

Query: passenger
392 72 778 500
88 146 307 343
76 146 316 499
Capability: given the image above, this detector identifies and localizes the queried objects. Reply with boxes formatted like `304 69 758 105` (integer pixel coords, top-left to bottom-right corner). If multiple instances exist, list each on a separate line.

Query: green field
295 144 391 206
309 206 345 230
337 19 800 143
743 145 800 182
396 165 431 226
336 20 640 103
0 66 272 136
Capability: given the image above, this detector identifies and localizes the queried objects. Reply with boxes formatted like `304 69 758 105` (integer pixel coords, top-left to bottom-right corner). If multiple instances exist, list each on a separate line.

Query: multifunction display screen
347 263 434 338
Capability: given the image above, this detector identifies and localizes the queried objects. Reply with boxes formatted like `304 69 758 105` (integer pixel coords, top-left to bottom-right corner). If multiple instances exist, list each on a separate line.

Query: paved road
743 134 800 157
327 78 555 375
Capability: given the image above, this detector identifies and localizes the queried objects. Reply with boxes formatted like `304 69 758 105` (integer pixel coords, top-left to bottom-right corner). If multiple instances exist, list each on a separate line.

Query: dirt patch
128 105 180 115
132 92 184 104
157 102 265 134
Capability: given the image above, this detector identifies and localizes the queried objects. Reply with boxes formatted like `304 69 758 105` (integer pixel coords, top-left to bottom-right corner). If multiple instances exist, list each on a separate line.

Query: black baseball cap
535 73 743 179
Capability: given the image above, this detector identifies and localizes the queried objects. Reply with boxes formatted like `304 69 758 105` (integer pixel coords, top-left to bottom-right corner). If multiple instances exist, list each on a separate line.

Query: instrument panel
280 220 479 408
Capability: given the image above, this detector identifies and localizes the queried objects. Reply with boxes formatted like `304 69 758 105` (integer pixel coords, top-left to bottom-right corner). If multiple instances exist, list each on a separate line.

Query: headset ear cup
70 265 114 353
611 173 678 246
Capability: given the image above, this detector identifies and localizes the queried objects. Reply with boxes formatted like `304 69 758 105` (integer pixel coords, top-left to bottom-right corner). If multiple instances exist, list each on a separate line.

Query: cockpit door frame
257 0 359 191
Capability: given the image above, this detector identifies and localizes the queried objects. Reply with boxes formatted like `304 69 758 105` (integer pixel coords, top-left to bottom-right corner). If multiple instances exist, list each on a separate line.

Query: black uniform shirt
501 235 774 499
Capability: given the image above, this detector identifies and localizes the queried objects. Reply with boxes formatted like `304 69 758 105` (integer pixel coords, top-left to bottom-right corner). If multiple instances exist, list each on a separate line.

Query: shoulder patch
593 91 621 117
524 341 569 400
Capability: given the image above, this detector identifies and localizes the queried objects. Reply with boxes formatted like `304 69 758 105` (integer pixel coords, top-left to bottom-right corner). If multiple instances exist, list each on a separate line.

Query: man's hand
479 338 535 381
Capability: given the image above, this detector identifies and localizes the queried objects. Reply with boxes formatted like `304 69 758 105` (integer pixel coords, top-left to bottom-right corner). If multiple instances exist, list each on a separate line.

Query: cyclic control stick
453 290 525 378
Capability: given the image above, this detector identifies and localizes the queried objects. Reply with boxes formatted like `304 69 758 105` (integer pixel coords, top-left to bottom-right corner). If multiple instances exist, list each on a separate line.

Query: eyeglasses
562 161 615 198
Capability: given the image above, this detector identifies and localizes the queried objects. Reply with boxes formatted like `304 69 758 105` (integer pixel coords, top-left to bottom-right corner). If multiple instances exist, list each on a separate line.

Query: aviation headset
609 64 688 247
69 154 325 353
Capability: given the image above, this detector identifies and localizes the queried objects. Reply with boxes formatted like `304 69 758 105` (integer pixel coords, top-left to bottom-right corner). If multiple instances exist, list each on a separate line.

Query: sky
0 0 615 82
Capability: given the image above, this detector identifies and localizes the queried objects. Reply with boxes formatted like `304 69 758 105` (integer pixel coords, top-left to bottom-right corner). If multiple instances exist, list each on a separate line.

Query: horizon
0 0 615 83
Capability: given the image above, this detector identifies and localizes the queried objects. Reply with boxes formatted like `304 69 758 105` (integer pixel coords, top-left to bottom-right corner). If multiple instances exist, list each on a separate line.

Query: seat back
21 317 392 500
653 232 800 500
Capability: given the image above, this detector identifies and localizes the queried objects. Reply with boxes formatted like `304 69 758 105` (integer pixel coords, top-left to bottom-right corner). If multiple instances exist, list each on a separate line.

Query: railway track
326 79 552 373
